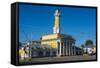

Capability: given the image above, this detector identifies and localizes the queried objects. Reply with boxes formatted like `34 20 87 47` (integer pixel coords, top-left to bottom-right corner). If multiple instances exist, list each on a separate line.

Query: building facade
41 33 77 56
20 41 57 59
41 9 82 56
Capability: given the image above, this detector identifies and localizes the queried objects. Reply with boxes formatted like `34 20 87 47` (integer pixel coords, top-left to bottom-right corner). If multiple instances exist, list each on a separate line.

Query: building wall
92 47 96 54
31 49 57 58
42 34 58 40
41 40 58 48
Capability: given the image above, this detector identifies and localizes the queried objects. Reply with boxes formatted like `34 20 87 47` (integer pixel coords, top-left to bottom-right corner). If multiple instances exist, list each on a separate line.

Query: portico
56 34 76 57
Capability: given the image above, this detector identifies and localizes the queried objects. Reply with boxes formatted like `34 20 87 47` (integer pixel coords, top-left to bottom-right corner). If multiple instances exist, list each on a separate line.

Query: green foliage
85 40 93 46
81 44 84 48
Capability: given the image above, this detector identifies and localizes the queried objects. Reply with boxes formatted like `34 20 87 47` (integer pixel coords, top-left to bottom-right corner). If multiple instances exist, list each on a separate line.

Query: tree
85 40 93 47
81 44 84 48
81 44 84 54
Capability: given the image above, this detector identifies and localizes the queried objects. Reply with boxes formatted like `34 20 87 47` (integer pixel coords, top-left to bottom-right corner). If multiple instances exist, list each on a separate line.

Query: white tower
53 9 61 34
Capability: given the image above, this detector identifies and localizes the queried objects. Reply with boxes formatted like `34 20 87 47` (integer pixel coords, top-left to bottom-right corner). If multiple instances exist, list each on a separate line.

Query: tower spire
53 9 61 34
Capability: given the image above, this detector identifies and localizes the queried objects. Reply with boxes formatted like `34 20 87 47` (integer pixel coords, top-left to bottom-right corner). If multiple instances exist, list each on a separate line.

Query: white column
70 43 72 56
72 43 74 56
71 43 73 56
72 44 73 56
66 42 68 56
29 46 31 58
60 42 62 56
57 42 59 56
68 42 70 56
63 42 65 56
73 43 75 56
74 44 76 55
68 43 69 56
57 46 58 56
72 46 74 56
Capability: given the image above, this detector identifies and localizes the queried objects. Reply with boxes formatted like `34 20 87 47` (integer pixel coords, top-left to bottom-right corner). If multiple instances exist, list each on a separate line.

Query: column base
57 54 61 57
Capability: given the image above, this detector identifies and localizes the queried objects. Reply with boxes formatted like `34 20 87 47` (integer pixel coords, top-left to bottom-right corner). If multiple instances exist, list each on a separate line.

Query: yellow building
41 34 58 48
41 9 76 56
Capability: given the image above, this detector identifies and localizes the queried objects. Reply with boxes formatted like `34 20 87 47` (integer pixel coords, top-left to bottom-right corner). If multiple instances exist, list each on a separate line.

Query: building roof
41 33 75 41
23 42 57 51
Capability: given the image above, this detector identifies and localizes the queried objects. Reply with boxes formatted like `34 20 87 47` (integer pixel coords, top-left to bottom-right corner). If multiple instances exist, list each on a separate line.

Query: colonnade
57 41 76 56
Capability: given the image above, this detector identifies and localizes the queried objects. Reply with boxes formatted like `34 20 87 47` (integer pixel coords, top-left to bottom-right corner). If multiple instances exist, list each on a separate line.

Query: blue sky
19 4 96 46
